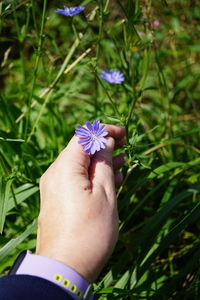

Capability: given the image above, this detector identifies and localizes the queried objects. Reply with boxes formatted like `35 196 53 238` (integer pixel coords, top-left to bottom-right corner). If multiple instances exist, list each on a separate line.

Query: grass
0 0 200 299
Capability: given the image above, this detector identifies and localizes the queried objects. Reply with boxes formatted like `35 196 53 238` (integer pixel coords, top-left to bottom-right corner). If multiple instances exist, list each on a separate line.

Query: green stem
12 1 20 37
41 33 83 97
96 75 121 120
31 0 38 36
0 2 2 34
125 89 137 145
117 163 138 199
27 34 84 142
72 20 81 41
104 0 110 12
12 1 26 86
24 0 47 140
97 2 103 60
27 91 52 143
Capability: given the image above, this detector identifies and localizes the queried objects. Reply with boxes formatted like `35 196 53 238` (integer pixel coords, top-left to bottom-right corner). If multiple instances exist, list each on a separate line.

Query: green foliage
0 177 12 233
0 0 200 298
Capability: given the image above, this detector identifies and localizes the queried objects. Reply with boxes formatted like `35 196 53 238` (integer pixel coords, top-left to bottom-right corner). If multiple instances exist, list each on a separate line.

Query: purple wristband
15 251 93 300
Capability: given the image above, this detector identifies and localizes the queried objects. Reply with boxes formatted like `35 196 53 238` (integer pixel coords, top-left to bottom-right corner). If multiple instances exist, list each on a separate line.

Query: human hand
36 124 126 282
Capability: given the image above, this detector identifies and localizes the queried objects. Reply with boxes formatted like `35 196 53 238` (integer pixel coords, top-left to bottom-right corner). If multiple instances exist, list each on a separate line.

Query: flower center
90 133 97 140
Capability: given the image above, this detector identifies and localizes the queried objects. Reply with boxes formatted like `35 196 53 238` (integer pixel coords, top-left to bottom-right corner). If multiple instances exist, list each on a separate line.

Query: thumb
89 137 116 198
56 136 91 178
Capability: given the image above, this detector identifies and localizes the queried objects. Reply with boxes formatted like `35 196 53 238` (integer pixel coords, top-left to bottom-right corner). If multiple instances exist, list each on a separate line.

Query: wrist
11 250 93 300
36 248 98 283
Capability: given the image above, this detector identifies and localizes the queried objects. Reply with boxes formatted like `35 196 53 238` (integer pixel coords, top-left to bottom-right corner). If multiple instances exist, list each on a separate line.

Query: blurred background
0 0 200 299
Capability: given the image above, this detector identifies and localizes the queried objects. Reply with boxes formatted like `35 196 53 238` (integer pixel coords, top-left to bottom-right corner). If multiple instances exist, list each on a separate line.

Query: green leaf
154 247 200 297
7 184 39 212
142 190 194 234
0 137 25 143
189 45 200 52
163 127 200 141
0 219 37 262
148 162 185 179
134 190 195 269
114 270 130 288
0 178 12 234
104 115 123 124
138 201 200 279
160 179 177 205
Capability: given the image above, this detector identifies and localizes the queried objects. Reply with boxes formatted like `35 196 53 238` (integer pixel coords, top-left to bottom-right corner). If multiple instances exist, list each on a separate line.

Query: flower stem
96 75 122 121
24 0 47 140
125 89 137 145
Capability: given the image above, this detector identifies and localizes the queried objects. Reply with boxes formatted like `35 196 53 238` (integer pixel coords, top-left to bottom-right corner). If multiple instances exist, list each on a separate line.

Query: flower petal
90 141 97 155
100 131 108 137
75 130 90 137
100 69 125 84
77 125 90 133
83 140 93 151
86 121 93 131
56 6 85 17
93 120 100 132
98 137 108 144
78 137 91 144
75 120 108 155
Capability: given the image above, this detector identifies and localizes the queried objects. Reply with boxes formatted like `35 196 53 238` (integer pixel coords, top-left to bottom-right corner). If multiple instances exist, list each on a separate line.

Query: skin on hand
36 125 126 283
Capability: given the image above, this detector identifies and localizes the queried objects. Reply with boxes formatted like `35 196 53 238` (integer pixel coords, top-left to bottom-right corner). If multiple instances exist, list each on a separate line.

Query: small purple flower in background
152 20 160 28
56 6 85 17
75 120 108 155
139 31 145 36
100 69 125 84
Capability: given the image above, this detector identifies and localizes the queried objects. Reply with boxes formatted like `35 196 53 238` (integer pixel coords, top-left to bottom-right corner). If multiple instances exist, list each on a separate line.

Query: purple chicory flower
56 6 85 17
100 69 125 84
152 20 160 27
75 120 108 155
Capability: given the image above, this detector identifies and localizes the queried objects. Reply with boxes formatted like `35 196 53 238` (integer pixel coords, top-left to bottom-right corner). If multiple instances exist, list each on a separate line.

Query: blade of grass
0 219 37 262
138 200 200 280
7 184 39 212
0 178 12 234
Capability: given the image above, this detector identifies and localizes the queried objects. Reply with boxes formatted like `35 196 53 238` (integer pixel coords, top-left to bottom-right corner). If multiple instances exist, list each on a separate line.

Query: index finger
56 124 126 172
105 125 126 148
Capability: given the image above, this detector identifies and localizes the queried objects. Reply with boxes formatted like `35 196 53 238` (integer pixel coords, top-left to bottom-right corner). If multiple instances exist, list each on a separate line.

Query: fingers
113 153 126 171
57 135 91 173
113 153 125 186
54 125 126 185
114 172 123 186
90 137 115 196
58 125 126 172
90 144 126 195
105 125 126 148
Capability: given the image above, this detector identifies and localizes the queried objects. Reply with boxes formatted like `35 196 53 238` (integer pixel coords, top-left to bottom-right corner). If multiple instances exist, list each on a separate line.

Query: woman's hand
36 124 126 282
